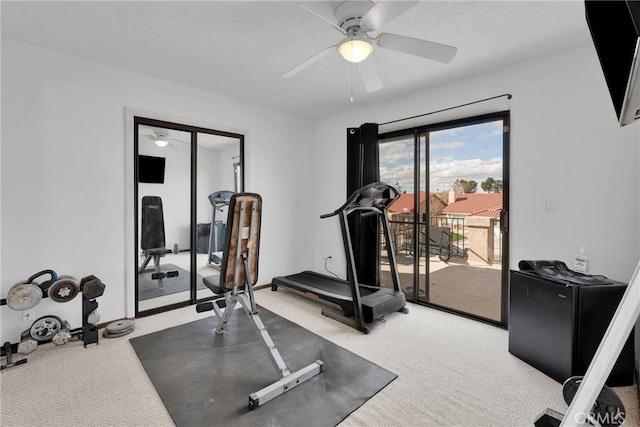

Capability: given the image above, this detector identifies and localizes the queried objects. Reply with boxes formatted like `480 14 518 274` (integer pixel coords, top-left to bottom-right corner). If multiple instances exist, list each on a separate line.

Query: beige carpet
0 288 637 426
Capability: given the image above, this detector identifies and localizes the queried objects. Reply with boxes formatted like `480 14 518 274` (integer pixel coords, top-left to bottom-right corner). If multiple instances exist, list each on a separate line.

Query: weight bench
139 196 179 288
196 193 324 409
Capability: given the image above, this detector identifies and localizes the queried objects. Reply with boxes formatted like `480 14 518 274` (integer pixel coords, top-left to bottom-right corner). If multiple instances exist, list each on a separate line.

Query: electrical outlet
22 308 35 323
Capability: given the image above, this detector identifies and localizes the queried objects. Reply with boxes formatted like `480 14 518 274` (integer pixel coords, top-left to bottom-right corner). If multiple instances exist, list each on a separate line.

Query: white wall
1 39 314 342
313 43 640 286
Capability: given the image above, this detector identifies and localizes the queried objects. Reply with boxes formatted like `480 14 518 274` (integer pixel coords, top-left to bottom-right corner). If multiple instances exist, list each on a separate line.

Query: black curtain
346 123 379 285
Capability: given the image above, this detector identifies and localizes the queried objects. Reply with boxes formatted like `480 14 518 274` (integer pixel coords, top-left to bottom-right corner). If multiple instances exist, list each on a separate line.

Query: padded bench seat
203 275 226 295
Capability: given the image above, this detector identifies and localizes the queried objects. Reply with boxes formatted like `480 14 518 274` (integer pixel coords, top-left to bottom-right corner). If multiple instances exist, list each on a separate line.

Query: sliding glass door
379 112 509 325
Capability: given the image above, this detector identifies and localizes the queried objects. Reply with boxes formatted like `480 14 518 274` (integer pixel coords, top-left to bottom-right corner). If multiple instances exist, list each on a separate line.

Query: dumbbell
79 275 105 300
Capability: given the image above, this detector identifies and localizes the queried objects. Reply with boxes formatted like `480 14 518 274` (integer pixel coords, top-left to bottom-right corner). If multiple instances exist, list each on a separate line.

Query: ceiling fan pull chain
350 36 354 103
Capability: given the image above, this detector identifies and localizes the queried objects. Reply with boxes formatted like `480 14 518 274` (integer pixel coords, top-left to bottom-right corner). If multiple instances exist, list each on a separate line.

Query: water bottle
574 245 589 274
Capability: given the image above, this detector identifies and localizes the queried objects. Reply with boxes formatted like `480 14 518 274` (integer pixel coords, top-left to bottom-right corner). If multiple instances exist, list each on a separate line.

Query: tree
453 179 477 193
481 177 495 193
481 177 503 193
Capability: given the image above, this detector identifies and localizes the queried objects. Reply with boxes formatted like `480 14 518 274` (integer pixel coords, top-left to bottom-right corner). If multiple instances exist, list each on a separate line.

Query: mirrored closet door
134 117 244 317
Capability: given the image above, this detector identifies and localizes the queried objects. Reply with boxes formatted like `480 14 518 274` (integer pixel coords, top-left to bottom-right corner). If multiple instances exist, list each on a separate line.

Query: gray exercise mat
130 306 397 427
138 263 205 300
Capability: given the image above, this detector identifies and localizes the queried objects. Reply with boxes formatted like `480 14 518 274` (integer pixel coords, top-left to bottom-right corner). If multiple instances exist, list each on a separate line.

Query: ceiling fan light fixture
338 36 373 63
154 138 169 148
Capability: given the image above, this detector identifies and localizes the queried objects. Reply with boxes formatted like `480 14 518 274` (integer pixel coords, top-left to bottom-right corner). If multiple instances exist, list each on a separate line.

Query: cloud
479 121 503 138
380 163 414 182
381 157 502 193
430 157 502 191
379 140 413 163
430 141 466 150
431 127 462 138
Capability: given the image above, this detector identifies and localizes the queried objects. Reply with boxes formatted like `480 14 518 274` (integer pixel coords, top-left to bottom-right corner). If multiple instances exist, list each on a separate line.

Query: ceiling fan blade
361 0 419 32
358 59 383 93
295 2 346 35
282 44 338 78
376 33 457 63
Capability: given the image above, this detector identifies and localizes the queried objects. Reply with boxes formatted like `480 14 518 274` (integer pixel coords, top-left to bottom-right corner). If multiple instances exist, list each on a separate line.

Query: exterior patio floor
381 252 503 322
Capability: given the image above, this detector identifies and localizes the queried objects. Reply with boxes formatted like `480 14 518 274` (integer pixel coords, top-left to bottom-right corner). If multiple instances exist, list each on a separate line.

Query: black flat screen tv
586 0 640 126
138 155 166 184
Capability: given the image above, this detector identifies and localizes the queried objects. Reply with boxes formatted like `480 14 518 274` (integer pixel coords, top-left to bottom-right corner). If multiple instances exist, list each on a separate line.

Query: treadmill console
350 183 400 210
322 182 400 218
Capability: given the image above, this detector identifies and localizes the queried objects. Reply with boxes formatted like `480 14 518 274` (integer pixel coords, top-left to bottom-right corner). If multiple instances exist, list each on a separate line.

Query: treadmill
271 182 408 333
206 190 234 269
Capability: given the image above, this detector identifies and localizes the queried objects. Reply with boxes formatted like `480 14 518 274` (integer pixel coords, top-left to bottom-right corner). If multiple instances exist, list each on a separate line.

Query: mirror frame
134 116 244 317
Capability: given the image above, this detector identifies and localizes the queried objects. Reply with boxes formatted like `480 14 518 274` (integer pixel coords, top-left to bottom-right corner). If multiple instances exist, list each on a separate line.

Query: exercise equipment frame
198 193 323 409
272 182 408 334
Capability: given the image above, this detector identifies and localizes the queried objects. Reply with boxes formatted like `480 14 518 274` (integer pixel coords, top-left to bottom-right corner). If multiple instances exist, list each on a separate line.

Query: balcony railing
390 214 504 265
388 214 468 260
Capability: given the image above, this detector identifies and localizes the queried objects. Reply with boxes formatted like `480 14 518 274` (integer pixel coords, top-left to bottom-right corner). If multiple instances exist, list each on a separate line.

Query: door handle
500 211 509 233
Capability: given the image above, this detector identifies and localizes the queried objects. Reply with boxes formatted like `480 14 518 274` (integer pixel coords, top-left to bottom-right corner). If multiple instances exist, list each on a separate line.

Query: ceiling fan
283 0 457 94
140 129 187 150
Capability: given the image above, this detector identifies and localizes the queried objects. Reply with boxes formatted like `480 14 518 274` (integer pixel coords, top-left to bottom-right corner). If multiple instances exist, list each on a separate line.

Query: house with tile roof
388 192 448 216
442 192 503 218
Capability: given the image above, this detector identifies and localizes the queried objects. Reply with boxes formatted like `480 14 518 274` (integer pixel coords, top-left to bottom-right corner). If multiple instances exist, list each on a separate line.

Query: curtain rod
379 93 513 126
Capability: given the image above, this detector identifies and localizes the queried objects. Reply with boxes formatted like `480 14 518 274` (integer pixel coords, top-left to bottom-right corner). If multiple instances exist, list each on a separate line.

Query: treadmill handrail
208 190 235 208
319 182 399 219
320 206 383 219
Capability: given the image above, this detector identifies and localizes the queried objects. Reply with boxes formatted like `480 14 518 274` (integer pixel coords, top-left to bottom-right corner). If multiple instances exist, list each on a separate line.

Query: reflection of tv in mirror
138 155 166 184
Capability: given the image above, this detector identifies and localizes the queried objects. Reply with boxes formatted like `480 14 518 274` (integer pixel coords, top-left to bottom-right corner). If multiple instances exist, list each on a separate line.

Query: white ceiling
1 1 591 119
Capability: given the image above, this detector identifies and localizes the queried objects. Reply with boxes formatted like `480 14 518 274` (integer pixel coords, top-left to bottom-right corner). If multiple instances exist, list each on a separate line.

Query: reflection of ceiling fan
283 0 457 93
140 129 186 150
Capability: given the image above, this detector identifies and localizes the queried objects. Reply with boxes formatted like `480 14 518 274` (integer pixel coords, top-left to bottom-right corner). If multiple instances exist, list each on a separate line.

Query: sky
379 120 503 194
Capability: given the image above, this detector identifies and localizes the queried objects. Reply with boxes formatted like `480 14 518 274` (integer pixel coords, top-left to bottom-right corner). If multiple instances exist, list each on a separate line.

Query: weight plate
52 330 72 346
6 282 43 311
48 278 79 302
29 315 63 342
563 376 625 427
110 325 135 334
102 326 135 338
105 319 135 333
17 338 38 355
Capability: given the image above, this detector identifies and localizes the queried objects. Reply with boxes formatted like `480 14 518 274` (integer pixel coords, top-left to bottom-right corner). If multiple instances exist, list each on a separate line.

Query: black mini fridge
509 261 634 386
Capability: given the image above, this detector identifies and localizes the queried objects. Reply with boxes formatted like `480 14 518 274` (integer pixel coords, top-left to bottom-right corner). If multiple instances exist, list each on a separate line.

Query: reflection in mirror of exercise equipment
138 196 179 289
206 191 235 269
